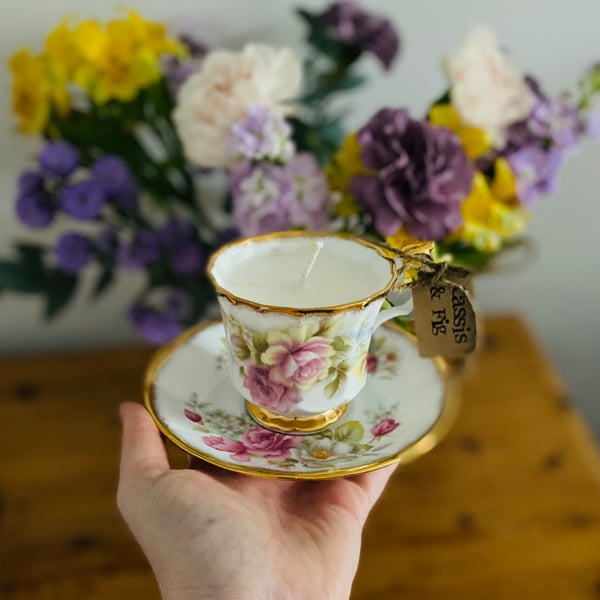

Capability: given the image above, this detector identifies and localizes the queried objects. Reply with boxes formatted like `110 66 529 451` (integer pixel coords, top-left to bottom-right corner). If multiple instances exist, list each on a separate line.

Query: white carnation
173 44 302 168
444 26 536 147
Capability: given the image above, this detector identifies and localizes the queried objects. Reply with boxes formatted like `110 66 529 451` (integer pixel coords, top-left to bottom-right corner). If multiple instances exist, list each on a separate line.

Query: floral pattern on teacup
224 313 369 412
182 333 402 469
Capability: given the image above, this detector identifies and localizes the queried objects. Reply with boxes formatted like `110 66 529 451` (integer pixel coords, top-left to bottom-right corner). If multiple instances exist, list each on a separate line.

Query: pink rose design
203 436 251 462
262 328 334 389
184 409 202 423
243 365 302 412
366 353 378 373
240 426 299 459
371 418 400 437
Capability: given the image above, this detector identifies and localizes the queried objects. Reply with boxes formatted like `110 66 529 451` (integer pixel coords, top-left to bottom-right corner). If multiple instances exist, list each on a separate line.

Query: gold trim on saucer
205 231 398 317
143 319 462 480
246 401 348 434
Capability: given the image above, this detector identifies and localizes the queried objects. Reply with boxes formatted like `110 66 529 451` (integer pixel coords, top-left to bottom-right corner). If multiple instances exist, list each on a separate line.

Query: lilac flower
527 97 581 149
91 157 138 211
18 171 45 195
230 162 295 236
286 154 330 229
55 233 90 274
38 140 80 178
584 101 600 139
60 180 106 220
159 220 204 275
351 108 474 241
117 231 161 270
129 303 182 345
15 190 55 229
508 146 563 206
229 105 294 162
318 1 400 70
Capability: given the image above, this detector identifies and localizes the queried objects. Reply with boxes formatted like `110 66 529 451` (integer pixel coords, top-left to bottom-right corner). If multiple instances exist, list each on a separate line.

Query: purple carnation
91 157 138 211
15 191 55 229
60 180 106 220
129 303 182 345
351 108 474 241
55 233 90 274
508 146 563 206
318 1 400 70
38 140 80 178
230 162 295 236
117 231 161 270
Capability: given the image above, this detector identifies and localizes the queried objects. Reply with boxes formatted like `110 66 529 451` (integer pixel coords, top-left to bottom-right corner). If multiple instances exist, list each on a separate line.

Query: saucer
144 320 459 480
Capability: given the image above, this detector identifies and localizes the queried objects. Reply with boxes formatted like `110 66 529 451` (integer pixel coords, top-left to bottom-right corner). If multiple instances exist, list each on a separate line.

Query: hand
117 402 396 600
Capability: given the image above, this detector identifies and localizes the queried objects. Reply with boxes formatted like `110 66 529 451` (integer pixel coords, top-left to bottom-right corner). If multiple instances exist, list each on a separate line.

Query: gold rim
143 319 461 480
246 401 348 434
205 231 397 317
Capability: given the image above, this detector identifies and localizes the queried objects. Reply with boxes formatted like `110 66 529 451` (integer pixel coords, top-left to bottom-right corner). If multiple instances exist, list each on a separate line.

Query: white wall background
0 1 599 431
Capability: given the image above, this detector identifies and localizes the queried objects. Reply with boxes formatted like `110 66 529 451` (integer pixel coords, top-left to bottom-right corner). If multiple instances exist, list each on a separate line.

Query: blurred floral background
0 0 599 433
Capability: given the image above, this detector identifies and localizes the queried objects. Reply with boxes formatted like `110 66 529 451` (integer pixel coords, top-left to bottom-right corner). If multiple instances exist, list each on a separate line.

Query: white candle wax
223 245 387 308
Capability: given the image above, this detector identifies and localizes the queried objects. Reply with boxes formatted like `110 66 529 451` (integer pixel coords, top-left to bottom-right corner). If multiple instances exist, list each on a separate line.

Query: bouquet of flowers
3 2 598 343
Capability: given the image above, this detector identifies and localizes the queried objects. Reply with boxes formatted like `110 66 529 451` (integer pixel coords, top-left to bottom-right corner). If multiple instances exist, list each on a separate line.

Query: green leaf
0 261 46 293
44 270 77 319
91 265 114 300
332 336 352 353
332 420 365 444
16 244 45 276
251 331 268 354
324 369 348 399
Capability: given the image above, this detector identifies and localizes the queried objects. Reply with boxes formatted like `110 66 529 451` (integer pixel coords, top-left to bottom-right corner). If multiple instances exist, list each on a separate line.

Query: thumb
119 402 169 489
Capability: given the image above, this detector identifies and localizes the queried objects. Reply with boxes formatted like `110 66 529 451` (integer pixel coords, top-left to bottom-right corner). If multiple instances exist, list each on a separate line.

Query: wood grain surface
1 315 599 599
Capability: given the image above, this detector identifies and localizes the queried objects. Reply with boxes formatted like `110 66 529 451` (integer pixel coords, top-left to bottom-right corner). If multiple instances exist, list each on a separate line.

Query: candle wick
299 241 324 287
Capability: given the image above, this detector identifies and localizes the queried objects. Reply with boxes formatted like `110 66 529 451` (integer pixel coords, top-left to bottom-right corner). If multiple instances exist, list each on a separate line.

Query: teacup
206 231 412 434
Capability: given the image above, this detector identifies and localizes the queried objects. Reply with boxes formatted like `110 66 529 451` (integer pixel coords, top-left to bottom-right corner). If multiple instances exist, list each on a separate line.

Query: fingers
119 402 169 486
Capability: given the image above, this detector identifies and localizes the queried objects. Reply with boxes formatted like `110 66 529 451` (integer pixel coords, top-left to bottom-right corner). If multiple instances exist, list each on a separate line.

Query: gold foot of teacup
246 401 348 435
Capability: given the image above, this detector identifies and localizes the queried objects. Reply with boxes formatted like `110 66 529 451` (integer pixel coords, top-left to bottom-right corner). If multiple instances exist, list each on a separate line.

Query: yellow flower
45 21 81 77
429 104 493 160
9 50 51 133
127 11 185 57
325 133 374 217
70 14 184 104
491 157 517 202
449 169 526 253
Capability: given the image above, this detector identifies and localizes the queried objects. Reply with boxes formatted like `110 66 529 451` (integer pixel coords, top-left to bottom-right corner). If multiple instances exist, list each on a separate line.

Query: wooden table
1 315 599 599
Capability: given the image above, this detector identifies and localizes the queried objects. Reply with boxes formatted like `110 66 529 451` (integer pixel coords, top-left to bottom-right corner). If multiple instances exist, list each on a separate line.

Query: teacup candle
207 232 412 434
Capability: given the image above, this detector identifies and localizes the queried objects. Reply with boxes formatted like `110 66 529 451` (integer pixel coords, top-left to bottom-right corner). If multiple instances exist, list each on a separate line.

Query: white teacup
207 232 412 434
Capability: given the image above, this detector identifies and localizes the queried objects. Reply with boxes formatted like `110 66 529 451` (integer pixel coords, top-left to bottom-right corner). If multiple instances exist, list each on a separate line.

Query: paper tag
412 276 477 357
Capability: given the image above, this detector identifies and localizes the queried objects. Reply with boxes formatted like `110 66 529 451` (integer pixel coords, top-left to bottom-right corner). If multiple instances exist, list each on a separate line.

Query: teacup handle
373 291 413 330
